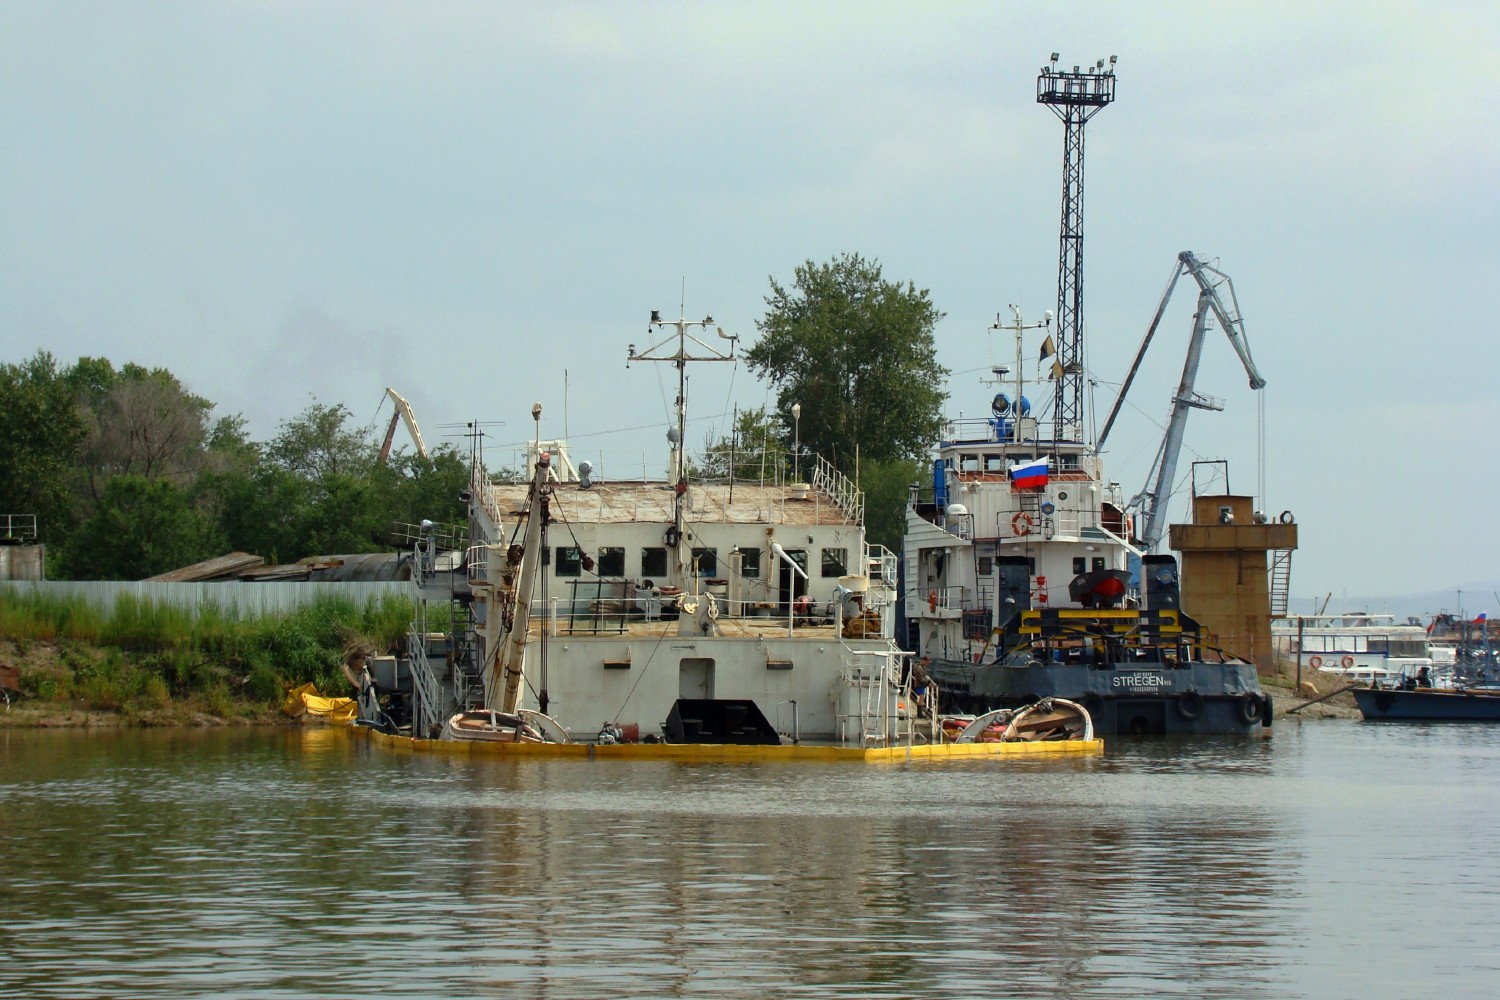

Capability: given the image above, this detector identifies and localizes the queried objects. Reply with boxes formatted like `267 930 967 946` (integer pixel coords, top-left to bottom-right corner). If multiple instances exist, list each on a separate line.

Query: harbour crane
1099 251 1267 551
377 387 428 463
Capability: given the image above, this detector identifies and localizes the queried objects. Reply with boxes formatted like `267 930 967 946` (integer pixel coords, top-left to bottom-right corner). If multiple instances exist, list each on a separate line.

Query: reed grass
0 589 421 715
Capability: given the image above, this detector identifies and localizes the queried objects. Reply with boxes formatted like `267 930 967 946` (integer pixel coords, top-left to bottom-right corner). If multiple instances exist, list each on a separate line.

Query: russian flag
1477 612 1489 625
1009 456 1049 490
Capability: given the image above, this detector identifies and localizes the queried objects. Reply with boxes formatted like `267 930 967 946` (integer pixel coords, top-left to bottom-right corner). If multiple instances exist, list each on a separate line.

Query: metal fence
0 580 415 616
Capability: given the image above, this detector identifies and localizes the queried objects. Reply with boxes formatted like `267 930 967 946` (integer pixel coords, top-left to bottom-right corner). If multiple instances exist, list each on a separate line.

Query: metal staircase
1268 548 1293 618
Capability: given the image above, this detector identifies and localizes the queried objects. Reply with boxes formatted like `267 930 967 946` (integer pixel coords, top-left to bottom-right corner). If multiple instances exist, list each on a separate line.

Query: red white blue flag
1477 612 1489 624
1009 457 1049 490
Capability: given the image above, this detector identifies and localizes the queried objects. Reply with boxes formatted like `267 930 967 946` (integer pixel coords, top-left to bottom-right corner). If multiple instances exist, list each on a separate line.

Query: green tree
384 446 471 528
266 401 372 482
0 351 88 542
697 407 791 482
746 253 948 472
74 361 215 501
858 456 925 552
60 475 223 579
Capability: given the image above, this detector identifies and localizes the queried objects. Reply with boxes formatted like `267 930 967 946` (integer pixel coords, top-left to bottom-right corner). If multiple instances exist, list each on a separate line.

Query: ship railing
835 646 913 747
472 463 500 519
811 455 864 525
406 623 443 740
942 511 973 540
465 544 493 586
864 544 898 592
911 584 966 617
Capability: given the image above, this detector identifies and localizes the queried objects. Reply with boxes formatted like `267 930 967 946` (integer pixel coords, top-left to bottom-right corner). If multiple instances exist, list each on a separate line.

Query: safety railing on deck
406 622 442 739
812 456 864 525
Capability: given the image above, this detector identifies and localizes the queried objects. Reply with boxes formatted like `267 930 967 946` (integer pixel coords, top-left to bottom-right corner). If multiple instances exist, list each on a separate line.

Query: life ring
1341 655 1355 669
1176 691 1204 721
928 590 938 612
1236 693 1263 725
1011 511 1034 536
1308 655 1323 669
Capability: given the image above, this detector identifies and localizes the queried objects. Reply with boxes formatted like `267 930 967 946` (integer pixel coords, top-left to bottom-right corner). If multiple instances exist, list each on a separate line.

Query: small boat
948 697 1094 744
443 709 545 742
1352 685 1500 722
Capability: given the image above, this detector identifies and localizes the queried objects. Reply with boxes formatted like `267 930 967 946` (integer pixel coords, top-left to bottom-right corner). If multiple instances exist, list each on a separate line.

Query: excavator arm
377 387 429 463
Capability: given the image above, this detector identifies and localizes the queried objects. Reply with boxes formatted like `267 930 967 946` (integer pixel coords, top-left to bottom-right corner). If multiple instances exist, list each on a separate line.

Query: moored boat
1352 685 1500 722
350 311 1101 761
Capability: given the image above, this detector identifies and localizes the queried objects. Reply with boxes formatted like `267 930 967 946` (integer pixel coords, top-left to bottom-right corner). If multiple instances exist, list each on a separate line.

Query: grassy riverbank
0 591 417 727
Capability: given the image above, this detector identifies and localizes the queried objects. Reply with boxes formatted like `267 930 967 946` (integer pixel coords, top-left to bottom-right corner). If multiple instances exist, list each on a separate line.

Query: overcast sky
3 2 1496 608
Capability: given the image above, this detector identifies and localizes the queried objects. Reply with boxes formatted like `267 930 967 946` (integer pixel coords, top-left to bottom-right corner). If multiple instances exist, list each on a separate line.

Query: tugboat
900 58 1288 736
901 326 1273 737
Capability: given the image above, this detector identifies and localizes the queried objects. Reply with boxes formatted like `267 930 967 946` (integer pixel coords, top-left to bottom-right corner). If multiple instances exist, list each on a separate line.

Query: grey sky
3 2 1496 606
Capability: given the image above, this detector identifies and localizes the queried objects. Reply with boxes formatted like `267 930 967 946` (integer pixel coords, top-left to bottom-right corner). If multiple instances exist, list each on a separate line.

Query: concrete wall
0 580 414 616
0 545 46 581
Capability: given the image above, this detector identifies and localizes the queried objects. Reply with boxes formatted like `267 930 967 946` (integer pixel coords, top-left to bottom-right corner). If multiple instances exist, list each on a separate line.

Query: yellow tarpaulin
282 682 357 723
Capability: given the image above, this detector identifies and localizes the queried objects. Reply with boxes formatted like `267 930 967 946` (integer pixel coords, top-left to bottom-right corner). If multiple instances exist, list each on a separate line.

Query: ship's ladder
1006 490 1044 539
1268 547 1294 618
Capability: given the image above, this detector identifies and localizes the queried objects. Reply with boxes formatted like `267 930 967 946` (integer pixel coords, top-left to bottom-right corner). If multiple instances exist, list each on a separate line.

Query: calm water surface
2 721 1497 999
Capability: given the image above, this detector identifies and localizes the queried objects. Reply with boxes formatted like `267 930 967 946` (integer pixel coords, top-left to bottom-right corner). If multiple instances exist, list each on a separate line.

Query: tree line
0 354 469 579
1 253 950 577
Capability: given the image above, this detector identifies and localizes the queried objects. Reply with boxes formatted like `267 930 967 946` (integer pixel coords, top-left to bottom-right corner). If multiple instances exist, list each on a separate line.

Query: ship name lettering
1112 673 1169 689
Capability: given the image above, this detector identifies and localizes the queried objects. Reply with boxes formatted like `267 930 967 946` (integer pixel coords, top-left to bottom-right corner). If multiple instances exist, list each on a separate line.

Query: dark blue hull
926 658 1271 737
1352 687 1500 721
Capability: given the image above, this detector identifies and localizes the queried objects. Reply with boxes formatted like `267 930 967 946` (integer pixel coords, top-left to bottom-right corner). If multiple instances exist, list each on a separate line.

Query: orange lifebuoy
1309 655 1323 669
928 590 938 612
1012 511 1034 536
1341 655 1355 669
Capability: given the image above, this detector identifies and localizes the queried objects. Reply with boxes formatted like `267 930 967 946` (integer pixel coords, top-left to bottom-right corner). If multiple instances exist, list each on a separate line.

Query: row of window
1289 637 1429 656
548 545 849 579
971 556 1104 577
950 453 1082 473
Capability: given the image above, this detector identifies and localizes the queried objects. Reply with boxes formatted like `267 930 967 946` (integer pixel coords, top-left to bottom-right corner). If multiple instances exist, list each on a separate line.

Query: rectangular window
555 546 582 577
1092 557 1106 572
597 546 625 577
739 548 761 578
1072 557 1087 575
691 547 718 577
821 547 847 577
977 556 993 578
641 547 667 580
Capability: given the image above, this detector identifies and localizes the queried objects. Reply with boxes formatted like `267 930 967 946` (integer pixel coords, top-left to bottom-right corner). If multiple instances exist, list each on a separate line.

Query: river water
2 721 1497 999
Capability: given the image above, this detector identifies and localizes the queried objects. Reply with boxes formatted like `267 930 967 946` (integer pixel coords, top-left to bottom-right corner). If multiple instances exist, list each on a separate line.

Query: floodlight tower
1038 52 1116 446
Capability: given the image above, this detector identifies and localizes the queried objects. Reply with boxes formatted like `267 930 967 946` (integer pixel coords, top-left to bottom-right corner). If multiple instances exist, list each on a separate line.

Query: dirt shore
1263 675 1362 720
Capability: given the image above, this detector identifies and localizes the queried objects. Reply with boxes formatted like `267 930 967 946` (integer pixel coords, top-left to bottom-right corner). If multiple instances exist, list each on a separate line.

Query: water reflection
2 723 1497 997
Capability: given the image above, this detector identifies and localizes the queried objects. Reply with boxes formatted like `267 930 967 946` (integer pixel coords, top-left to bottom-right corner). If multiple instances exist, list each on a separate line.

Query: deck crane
1098 251 1267 551
377 387 428 463
489 428 553 715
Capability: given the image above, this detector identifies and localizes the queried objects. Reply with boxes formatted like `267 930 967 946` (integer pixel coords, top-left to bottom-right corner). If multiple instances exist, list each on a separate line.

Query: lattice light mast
1038 52 1116 445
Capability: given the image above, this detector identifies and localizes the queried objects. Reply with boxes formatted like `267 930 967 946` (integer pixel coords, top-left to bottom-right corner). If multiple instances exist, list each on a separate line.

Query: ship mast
627 310 737 586
988 305 1052 436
